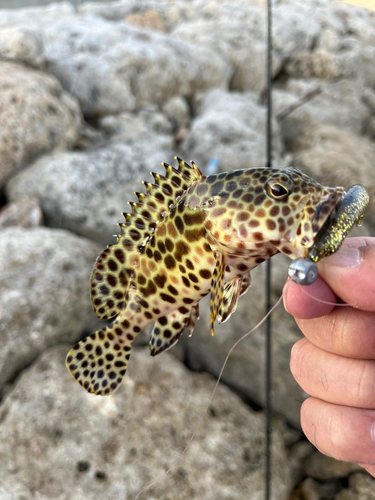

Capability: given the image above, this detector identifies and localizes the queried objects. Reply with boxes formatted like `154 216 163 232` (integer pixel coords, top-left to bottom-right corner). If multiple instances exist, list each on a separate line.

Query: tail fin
66 318 135 395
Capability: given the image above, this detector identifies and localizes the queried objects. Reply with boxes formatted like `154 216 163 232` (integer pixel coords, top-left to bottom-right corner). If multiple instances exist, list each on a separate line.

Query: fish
66 157 356 395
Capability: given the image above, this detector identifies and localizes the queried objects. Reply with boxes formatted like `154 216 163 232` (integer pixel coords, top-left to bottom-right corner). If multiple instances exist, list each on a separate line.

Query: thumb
317 237 375 311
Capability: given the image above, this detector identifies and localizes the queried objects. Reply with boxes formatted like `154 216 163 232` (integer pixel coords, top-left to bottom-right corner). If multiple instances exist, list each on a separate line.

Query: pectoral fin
240 271 251 296
209 252 225 336
218 276 242 324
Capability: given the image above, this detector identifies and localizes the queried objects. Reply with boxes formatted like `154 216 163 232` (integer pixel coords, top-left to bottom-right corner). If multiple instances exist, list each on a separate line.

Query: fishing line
134 294 284 500
297 281 352 308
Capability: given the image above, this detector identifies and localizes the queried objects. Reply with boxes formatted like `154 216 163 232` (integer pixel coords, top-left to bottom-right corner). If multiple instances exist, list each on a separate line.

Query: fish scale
66 157 346 395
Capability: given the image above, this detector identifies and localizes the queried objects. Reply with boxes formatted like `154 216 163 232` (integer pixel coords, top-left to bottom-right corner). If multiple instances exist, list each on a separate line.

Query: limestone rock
6 142 173 246
0 227 101 390
125 10 168 32
0 62 81 188
335 472 375 500
0 2 75 28
0 25 44 68
173 15 280 93
98 105 175 150
182 89 282 173
291 125 375 230
274 79 370 151
304 451 361 480
161 96 191 129
44 16 231 118
0 198 43 228
0 345 299 500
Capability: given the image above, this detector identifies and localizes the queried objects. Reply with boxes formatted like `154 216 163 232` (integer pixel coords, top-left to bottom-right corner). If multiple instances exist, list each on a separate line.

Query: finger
295 307 375 359
360 464 375 478
291 338 375 408
283 276 337 319
301 397 375 465
318 237 375 312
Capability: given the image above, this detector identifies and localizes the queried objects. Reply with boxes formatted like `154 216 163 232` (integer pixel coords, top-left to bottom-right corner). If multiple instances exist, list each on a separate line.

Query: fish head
263 167 345 259
201 167 345 260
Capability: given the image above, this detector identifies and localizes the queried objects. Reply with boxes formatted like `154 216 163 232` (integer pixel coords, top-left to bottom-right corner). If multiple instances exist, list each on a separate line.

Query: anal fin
209 252 225 336
149 305 198 356
66 318 136 395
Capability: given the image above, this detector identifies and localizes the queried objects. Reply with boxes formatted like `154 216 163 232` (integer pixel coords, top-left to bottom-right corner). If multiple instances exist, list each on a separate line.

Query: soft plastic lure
66 158 368 395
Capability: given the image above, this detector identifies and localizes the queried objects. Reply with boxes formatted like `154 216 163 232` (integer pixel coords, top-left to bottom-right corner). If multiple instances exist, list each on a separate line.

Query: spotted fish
66 158 347 395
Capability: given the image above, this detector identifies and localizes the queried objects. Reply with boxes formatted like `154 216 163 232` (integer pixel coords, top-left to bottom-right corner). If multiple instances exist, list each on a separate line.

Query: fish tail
66 316 137 396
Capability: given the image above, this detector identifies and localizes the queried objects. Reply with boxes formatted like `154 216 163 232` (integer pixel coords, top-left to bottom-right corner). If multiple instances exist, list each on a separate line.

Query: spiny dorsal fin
92 158 203 321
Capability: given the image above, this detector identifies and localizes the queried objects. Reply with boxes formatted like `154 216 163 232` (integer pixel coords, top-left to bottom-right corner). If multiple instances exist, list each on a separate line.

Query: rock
6 142 174 246
0 345 300 500
335 472 375 500
0 227 101 391
291 125 375 230
0 2 75 28
98 105 175 150
0 25 44 68
125 10 168 32
173 14 281 93
304 451 361 480
179 253 307 428
161 96 191 129
0 62 82 188
290 477 343 500
182 89 283 173
0 198 43 228
285 50 342 80
43 16 231 117
274 79 370 151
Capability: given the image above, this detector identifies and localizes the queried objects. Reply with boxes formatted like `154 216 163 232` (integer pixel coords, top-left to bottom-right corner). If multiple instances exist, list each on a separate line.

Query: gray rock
182 89 283 173
291 125 375 230
161 96 191 129
293 476 343 500
0 2 75 27
272 4 321 61
304 451 361 480
0 345 300 500
0 25 44 68
0 198 43 229
0 227 101 391
173 15 281 93
43 16 231 117
6 142 174 246
0 62 82 188
274 79 370 151
335 472 375 500
98 105 175 150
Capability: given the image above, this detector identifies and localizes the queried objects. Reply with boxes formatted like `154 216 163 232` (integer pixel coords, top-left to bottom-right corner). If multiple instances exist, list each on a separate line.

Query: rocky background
0 1 374 499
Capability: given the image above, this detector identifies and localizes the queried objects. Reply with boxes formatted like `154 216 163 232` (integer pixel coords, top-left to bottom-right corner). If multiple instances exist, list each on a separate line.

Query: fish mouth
309 184 370 262
311 188 345 241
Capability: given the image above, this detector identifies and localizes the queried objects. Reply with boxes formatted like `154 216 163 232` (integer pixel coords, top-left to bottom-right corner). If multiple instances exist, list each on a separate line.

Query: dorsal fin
91 158 203 321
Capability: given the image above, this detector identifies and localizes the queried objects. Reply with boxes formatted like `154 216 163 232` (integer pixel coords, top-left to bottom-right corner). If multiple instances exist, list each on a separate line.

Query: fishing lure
66 158 368 395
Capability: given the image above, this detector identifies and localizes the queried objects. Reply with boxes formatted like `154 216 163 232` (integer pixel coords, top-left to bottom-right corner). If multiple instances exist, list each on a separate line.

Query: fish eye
266 182 289 200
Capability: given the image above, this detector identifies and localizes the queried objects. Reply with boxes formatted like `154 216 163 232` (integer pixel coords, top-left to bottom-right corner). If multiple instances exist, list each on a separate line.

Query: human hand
284 237 375 477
